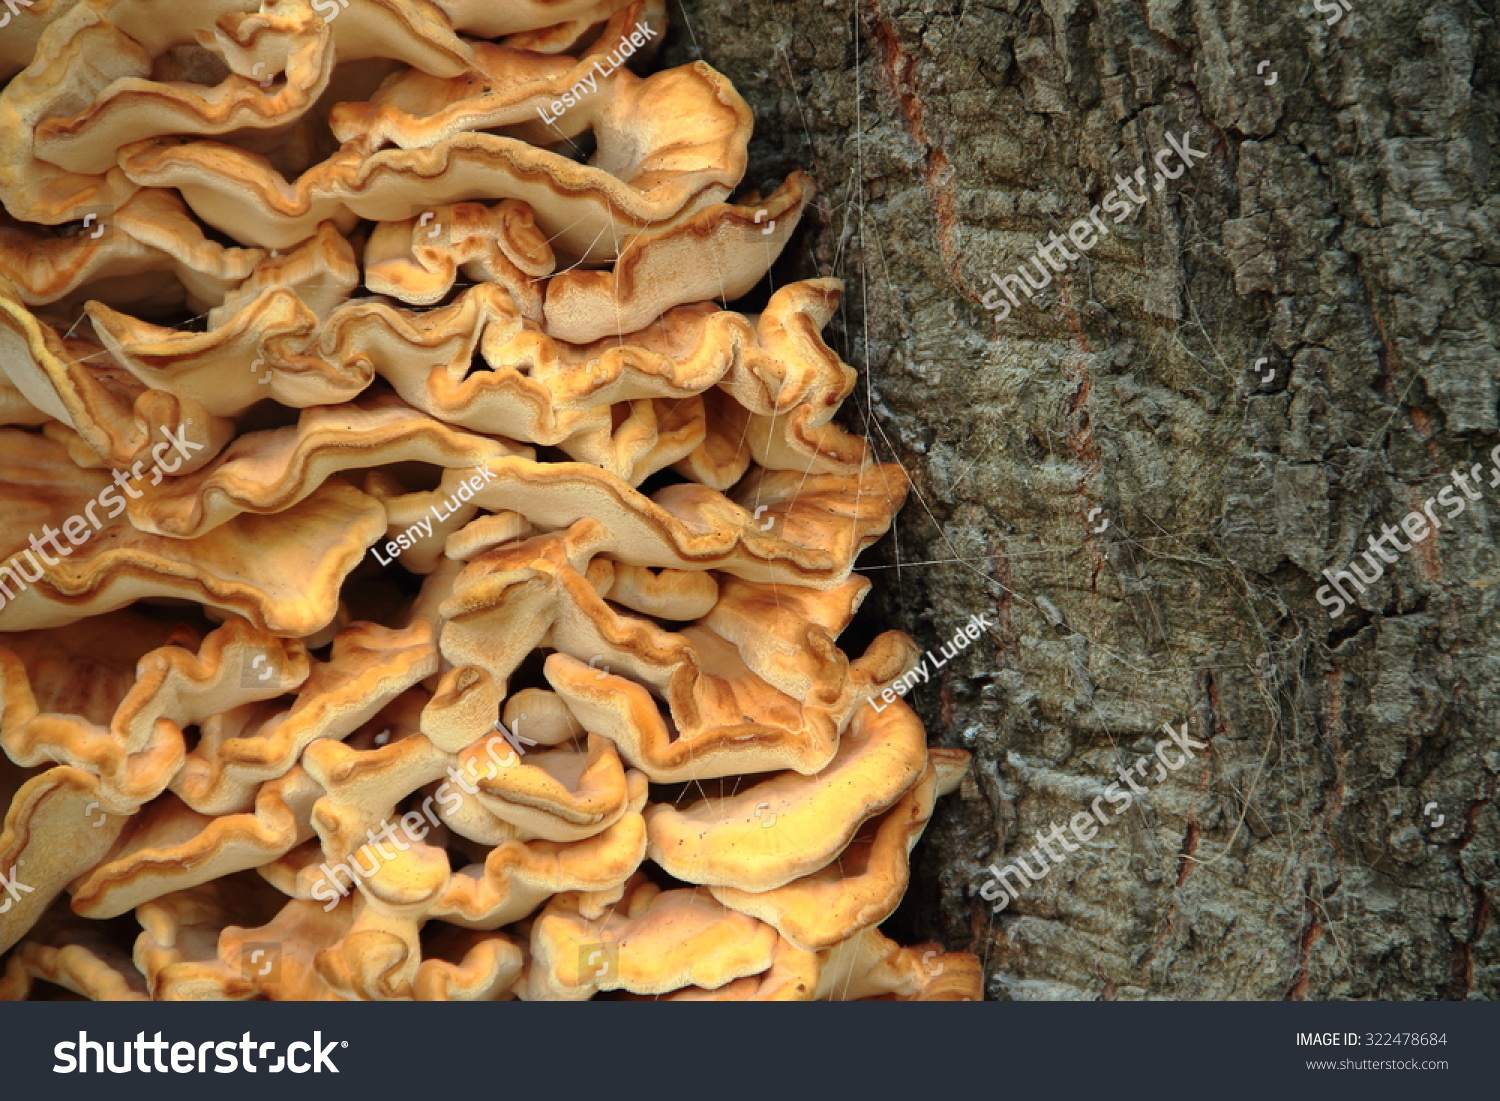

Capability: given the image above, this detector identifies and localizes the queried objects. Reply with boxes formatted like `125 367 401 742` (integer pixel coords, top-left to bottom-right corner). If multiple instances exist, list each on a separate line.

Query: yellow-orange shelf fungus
0 0 978 1002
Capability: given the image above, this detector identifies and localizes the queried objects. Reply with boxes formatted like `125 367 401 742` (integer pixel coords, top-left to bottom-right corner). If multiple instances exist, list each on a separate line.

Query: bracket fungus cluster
0 0 980 1001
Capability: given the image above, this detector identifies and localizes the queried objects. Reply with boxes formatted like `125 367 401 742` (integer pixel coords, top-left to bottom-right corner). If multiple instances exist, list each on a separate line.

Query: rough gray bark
671 0 1500 999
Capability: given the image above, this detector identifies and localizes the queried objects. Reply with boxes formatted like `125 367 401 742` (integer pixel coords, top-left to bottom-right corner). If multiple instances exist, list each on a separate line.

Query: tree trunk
671 0 1500 999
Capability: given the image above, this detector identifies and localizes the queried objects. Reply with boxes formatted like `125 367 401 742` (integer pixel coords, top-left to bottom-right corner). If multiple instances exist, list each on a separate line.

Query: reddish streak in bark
1143 683 1218 975
1404 486 1444 585
1408 405 1443 467
1288 670 1350 1000
1173 821 1202 888
1448 877 1487 999
870 8 964 294
1370 300 1403 402
1289 902 1324 1002
1447 882 1484 1000
1448 777 1497 999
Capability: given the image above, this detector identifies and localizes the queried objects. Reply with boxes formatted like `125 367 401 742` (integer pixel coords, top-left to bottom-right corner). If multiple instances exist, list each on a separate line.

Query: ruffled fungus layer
0 0 981 1001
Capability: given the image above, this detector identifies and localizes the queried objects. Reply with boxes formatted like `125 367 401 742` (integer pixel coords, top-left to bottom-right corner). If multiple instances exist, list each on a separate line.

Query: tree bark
671 0 1500 999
